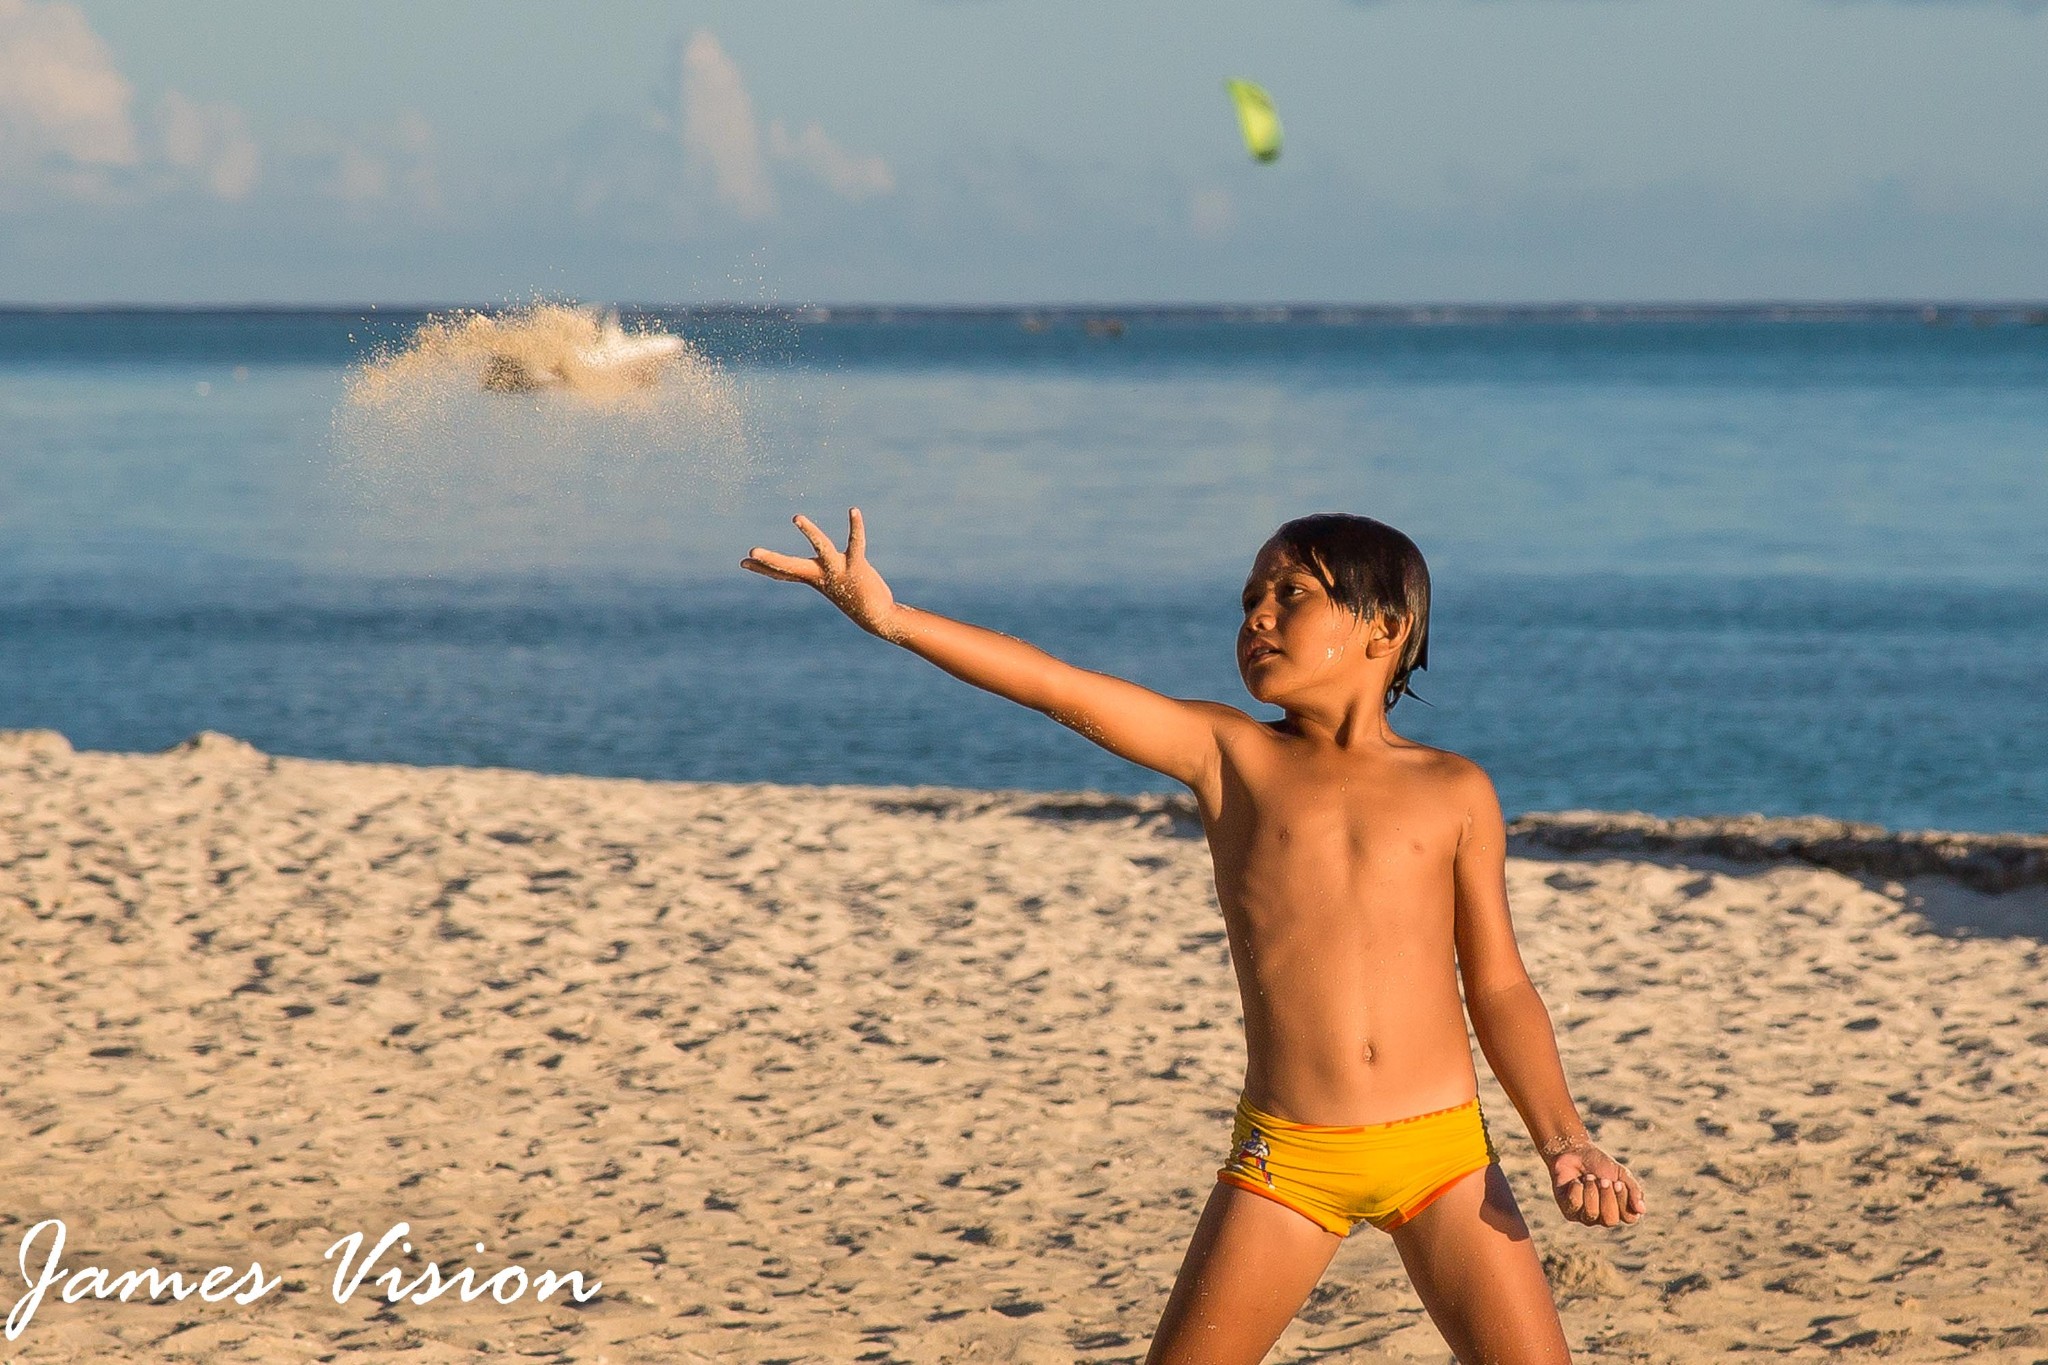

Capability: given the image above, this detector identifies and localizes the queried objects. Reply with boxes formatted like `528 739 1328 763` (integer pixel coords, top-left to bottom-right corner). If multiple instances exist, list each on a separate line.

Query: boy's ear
1362 610 1405 657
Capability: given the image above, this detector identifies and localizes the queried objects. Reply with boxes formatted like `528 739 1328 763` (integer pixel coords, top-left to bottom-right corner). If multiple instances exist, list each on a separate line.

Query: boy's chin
1241 676 1282 704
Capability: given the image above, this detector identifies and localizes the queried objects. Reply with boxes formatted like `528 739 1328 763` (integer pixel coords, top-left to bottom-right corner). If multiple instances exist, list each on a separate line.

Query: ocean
2 305 2043 833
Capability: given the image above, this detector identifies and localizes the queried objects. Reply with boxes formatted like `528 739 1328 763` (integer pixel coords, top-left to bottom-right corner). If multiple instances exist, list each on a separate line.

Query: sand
327 305 754 575
1 728 2043 1363
346 305 710 407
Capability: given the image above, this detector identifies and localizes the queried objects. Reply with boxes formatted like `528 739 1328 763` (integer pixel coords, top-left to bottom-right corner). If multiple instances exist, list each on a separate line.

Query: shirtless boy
743 509 1646 1364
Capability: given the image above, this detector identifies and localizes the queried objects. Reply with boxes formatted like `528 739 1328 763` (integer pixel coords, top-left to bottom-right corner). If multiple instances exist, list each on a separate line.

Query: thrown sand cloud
347 303 721 406
334 303 754 571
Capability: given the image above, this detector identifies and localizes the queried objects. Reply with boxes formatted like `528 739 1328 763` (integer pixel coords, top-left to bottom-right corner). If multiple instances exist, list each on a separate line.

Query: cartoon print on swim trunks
1234 1128 1274 1184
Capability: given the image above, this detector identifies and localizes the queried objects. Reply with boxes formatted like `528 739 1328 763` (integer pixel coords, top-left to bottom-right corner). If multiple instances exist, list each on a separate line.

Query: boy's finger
793 514 839 561
1572 1178 1605 1227
1555 1179 1584 1220
847 507 866 563
1598 1182 1622 1226
1579 1173 1602 1224
743 550 822 583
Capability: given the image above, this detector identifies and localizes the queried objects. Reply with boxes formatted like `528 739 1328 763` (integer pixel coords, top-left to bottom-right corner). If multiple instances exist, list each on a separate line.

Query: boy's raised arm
743 510 1225 791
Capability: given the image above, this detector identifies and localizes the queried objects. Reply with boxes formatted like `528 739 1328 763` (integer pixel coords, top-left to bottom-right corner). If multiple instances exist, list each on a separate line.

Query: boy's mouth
1244 643 1280 665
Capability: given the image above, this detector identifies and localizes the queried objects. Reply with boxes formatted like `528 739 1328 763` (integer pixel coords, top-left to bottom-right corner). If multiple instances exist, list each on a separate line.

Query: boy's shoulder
1394 741 1500 803
1387 746 1505 854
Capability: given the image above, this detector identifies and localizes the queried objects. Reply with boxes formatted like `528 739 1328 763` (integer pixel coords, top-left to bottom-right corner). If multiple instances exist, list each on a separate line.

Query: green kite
1225 78 1282 163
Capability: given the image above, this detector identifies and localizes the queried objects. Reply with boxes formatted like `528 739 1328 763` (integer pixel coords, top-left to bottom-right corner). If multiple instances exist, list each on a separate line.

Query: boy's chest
1223 778 1453 880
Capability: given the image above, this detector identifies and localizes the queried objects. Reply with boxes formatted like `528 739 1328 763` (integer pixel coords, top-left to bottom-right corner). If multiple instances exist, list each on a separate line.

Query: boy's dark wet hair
1270 513 1430 709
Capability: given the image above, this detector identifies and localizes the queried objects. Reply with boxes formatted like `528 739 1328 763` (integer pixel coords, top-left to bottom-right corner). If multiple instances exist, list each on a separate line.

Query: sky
1 0 2045 304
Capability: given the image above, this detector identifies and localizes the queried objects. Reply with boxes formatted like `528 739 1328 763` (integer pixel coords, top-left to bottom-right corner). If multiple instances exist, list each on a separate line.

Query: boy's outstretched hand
742 509 903 640
1548 1141 1646 1227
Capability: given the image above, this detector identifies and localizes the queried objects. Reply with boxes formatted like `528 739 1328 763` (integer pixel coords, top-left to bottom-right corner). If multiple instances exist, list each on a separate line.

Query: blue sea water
2 305 2044 833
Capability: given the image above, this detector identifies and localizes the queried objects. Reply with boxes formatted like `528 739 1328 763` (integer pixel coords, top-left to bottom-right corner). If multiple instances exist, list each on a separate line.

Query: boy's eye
1242 581 1310 610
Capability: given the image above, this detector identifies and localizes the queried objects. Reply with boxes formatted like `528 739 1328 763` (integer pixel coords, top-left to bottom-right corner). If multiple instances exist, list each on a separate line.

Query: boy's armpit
1183 698 1263 735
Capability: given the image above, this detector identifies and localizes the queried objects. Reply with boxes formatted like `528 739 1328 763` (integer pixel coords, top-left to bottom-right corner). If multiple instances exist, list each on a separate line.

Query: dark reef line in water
7 729 2045 892
913 791 2048 893
1505 810 2048 895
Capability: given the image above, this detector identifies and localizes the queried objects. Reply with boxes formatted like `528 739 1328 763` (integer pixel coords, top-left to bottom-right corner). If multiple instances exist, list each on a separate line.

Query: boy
742 509 1644 1364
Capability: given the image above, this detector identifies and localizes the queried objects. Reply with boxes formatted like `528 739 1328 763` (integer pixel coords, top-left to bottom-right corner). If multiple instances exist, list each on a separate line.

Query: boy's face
1237 539 1380 704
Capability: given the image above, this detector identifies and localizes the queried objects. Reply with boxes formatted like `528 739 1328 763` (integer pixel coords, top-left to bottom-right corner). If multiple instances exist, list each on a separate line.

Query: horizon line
3 299 2047 320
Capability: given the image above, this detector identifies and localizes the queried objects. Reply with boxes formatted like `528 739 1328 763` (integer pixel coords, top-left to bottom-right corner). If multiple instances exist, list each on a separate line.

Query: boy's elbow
1465 974 1544 1027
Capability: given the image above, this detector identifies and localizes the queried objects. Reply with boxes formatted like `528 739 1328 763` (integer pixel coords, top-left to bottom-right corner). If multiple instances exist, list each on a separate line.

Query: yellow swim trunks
1216 1093 1498 1236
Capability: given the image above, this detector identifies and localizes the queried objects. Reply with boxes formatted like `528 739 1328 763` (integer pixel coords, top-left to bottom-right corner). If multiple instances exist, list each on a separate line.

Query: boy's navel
1360 1041 1377 1065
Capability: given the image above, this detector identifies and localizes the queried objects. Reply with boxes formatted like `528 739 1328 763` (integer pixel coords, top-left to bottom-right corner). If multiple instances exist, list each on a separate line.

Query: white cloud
0 0 138 173
768 119 894 200
281 113 440 213
0 1 265 209
679 30 775 220
1188 186 1236 240
157 90 258 200
391 110 442 211
329 145 390 203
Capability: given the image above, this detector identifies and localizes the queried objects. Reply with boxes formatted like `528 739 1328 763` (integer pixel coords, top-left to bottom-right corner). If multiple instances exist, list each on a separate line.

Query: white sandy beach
1 728 2044 1363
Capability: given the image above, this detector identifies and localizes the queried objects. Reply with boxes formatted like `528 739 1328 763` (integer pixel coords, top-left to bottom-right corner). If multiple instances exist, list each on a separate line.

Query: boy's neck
1277 689 1402 750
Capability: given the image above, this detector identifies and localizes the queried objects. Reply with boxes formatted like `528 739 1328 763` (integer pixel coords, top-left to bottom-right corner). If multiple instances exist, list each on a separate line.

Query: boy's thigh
1389 1164 1572 1365
1146 1182 1342 1365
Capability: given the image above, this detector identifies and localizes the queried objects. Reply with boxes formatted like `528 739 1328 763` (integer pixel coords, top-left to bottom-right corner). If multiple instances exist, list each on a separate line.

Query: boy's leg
1145 1182 1343 1365
1387 1164 1572 1365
